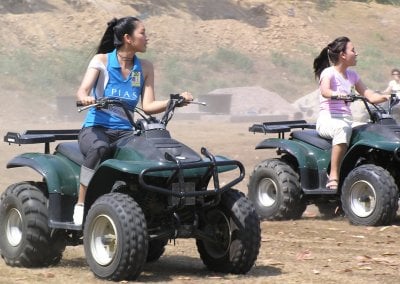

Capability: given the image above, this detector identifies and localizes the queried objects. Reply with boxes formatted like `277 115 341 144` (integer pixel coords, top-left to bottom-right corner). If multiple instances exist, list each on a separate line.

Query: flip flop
326 179 338 190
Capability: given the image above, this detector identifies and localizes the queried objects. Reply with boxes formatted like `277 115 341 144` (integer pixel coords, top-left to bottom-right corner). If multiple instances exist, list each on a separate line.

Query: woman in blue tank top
73 16 193 225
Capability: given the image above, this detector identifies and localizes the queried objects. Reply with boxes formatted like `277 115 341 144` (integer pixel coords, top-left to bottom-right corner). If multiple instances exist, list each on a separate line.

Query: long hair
96 16 140 54
313 36 350 80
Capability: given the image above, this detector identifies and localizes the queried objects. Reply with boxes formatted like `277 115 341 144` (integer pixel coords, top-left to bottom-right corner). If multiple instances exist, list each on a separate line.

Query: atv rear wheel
341 164 398 226
83 193 148 281
0 182 65 267
196 189 260 274
248 159 306 220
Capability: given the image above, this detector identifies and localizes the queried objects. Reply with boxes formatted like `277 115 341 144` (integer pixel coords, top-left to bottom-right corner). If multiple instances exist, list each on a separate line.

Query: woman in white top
384 68 400 95
313 36 390 190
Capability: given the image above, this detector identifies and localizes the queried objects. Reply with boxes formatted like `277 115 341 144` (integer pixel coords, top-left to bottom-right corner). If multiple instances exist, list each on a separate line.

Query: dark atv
0 95 261 281
248 93 400 226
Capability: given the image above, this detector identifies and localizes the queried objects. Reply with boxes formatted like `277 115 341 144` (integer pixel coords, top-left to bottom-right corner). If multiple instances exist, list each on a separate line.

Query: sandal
326 179 338 190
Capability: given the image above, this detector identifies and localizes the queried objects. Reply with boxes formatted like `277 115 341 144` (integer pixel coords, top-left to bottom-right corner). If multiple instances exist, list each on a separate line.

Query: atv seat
291 129 332 150
55 142 85 165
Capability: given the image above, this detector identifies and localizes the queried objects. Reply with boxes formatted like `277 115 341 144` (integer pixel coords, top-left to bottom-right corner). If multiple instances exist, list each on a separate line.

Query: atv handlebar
331 92 398 105
76 98 124 112
76 95 206 128
339 93 399 122
331 93 356 103
389 92 400 114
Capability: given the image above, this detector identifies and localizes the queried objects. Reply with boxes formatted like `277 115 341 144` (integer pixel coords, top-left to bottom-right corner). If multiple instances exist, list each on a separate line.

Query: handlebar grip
170 94 181 100
76 101 84 107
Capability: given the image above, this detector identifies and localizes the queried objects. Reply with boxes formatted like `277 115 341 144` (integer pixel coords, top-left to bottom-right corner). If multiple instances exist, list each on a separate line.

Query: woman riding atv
74 16 193 225
313 36 390 191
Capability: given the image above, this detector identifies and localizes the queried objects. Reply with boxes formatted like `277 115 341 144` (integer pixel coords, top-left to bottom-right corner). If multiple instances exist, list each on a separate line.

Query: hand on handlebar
170 92 194 107
76 97 123 112
331 92 355 102
76 96 95 107
178 91 193 107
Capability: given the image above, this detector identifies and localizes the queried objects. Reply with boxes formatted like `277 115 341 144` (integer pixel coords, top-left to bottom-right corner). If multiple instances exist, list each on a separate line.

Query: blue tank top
83 49 143 130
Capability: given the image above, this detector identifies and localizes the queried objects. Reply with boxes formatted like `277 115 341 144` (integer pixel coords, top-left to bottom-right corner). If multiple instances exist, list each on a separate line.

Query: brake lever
77 105 94 112
168 93 206 106
189 101 207 106
76 101 102 112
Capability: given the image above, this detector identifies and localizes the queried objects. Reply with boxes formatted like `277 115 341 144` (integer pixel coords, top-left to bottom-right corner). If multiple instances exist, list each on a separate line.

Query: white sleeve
88 57 108 97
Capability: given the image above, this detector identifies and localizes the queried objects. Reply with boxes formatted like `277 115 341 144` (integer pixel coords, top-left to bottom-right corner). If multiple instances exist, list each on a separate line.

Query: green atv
248 93 400 226
0 96 261 281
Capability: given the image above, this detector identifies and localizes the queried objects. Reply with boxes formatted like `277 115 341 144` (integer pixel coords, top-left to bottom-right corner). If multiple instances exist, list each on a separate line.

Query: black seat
55 142 85 165
291 129 332 150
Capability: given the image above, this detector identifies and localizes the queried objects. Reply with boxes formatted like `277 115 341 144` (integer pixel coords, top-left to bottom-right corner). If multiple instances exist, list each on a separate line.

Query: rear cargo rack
249 120 315 139
4 129 80 154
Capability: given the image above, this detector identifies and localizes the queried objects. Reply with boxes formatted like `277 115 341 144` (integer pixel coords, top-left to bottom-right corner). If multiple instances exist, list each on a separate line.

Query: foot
326 179 338 190
73 203 84 225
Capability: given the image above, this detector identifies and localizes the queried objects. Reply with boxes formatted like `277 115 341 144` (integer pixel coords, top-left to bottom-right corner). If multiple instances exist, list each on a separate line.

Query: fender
350 140 400 152
256 138 332 190
342 142 400 177
6 153 80 196
255 138 330 170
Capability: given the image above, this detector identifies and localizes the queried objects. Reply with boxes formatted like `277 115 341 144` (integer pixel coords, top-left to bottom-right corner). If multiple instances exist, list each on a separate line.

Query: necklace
117 52 133 61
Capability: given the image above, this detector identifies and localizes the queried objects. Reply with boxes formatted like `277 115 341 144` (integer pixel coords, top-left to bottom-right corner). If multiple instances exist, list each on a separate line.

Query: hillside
1 0 400 123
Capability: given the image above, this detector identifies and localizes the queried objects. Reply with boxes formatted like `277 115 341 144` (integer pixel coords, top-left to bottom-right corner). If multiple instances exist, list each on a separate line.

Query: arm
355 79 390 104
76 54 106 105
140 59 169 114
140 59 193 114
320 74 346 99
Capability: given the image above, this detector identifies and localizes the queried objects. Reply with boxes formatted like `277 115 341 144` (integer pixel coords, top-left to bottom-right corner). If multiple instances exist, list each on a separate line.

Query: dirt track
1 120 400 284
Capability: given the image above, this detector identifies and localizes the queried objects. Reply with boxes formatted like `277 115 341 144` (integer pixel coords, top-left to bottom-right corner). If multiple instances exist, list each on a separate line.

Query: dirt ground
1 1 400 283
1 118 400 284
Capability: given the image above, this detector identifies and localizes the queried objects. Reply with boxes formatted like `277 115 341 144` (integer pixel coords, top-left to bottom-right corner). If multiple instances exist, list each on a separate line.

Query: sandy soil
1 119 400 284
1 1 400 283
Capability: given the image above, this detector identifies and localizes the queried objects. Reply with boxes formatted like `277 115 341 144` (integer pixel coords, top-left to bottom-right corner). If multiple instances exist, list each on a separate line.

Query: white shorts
316 113 353 145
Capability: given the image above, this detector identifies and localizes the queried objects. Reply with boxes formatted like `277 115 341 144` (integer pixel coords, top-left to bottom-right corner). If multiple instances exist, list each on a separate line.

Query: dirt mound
0 0 328 56
1 0 399 124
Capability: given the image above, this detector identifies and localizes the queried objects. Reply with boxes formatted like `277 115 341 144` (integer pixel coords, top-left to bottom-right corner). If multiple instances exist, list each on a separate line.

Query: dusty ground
1 118 400 284
1 1 400 283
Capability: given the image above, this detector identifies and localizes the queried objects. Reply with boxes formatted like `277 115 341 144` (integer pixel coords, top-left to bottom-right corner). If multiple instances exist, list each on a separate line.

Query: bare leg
329 143 347 180
77 184 87 205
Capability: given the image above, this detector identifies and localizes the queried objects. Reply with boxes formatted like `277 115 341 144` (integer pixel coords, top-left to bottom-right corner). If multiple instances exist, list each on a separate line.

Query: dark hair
313 36 351 80
96 16 140 54
391 68 400 75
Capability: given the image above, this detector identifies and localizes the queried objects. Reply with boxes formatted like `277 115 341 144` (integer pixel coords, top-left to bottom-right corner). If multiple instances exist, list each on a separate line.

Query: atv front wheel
196 189 261 274
83 193 148 281
0 182 65 267
341 164 398 226
248 159 306 220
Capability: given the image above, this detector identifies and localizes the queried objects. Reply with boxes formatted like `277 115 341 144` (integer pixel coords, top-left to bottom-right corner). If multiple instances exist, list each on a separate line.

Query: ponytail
313 36 350 80
313 47 329 80
96 16 140 54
